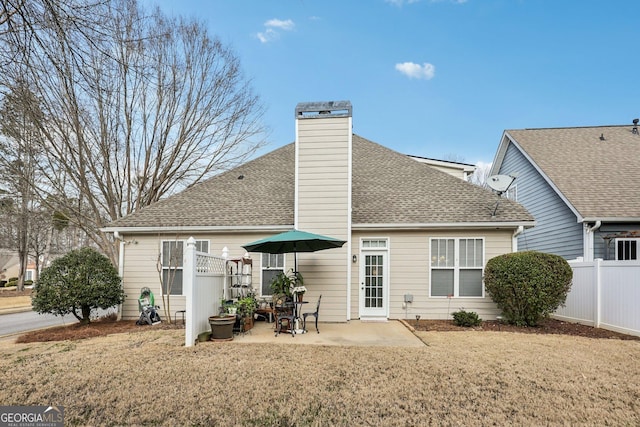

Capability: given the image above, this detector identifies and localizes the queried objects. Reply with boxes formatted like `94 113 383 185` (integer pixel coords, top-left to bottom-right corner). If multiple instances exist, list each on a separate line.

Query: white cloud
257 19 295 43
265 19 295 31
257 28 277 43
395 62 436 80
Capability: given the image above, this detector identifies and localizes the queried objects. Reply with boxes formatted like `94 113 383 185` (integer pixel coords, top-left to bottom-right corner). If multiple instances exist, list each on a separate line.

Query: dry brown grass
1 327 639 426
0 288 32 310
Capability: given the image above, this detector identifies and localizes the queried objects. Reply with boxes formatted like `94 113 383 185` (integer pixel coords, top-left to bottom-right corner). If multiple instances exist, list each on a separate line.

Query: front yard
1 327 638 425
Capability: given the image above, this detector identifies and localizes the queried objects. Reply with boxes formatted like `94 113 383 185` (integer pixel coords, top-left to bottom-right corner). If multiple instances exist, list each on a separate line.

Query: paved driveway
0 308 117 339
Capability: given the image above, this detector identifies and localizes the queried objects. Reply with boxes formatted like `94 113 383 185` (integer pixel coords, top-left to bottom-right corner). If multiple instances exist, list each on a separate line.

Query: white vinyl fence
183 237 227 347
553 259 640 337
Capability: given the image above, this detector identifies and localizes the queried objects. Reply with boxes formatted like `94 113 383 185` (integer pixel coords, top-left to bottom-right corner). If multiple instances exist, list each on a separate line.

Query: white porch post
184 237 197 347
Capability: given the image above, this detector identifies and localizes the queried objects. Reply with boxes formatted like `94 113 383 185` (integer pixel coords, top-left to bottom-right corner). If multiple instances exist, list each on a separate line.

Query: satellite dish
487 174 517 194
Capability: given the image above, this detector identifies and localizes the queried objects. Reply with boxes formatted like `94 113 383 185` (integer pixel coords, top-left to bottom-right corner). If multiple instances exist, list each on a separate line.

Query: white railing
183 237 227 347
553 259 640 337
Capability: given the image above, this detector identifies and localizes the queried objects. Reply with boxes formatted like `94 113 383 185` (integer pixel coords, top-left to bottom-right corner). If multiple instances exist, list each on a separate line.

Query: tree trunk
80 305 91 324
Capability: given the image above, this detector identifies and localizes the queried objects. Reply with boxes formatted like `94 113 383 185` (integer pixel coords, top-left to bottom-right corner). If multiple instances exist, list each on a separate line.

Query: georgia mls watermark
0 406 64 427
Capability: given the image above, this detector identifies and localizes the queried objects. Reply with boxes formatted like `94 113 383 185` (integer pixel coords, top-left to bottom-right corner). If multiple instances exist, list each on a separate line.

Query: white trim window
161 240 209 296
430 238 484 298
261 253 285 296
615 238 638 261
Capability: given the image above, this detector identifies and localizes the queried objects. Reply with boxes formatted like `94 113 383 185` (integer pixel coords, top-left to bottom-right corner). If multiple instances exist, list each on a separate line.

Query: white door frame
359 239 389 319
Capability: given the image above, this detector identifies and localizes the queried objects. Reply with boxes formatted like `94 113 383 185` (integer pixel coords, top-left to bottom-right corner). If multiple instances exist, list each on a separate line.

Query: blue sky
145 0 640 166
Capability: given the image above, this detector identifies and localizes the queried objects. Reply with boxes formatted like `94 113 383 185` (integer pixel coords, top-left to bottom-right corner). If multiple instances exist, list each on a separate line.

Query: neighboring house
104 101 534 322
0 251 37 284
491 123 640 261
408 155 476 180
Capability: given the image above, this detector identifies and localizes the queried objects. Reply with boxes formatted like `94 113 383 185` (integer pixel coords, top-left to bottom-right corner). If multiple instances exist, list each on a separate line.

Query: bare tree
156 238 183 324
469 161 492 188
0 82 44 290
1 0 266 265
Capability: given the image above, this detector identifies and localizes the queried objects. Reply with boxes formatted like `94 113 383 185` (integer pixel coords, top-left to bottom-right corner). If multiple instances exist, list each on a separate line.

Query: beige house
0 251 37 285
408 155 476 180
104 101 534 322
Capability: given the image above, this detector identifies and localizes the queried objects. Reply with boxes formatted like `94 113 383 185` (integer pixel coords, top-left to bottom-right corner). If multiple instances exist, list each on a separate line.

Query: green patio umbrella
242 229 346 270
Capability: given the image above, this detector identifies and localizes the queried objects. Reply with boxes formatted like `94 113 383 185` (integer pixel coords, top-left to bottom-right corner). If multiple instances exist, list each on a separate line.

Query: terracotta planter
208 315 236 341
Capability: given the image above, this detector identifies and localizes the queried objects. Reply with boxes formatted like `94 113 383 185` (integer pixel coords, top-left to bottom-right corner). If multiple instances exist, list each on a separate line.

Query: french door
359 247 388 318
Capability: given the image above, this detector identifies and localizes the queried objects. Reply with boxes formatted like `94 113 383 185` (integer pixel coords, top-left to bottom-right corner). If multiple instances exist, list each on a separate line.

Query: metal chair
274 297 295 337
303 294 322 333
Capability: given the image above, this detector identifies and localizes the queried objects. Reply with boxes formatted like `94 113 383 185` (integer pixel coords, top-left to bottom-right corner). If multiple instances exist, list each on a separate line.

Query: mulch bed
15 316 183 344
410 318 640 341
14 313 640 343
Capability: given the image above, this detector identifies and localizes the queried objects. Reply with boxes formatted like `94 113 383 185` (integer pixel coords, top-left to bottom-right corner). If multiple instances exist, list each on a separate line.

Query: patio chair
303 294 322 333
274 297 295 337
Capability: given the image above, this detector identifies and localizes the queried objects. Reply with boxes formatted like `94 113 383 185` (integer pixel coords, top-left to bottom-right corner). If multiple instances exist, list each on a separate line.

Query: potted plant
292 285 307 302
270 269 304 301
220 299 238 315
237 294 258 331
208 313 235 341
270 271 293 299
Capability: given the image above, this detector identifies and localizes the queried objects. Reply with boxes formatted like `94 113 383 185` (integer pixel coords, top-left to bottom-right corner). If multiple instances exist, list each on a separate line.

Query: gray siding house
105 101 534 322
491 124 640 261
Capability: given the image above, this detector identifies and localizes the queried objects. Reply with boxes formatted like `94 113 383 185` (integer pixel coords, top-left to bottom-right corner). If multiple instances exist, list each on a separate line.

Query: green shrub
8 277 18 282
6 280 17 287
452 310 482 327
484 251 573 327
32 248 125 324
24 280 33 286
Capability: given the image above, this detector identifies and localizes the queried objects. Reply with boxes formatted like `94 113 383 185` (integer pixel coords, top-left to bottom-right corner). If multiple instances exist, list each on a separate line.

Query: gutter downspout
114 231 125 321
585 220 601 261
512 226 524 252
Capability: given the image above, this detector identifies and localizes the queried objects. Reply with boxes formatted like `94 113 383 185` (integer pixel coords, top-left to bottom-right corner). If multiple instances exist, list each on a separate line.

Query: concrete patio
224 319 425 347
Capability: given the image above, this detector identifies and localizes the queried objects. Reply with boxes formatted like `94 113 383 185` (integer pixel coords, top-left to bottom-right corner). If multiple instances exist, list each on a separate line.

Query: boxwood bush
484 251 573 326
452 309 482 327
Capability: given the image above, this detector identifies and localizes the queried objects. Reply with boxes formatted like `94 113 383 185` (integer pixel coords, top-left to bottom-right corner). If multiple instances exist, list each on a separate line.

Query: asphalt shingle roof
107 135 533 229
506 125 640 219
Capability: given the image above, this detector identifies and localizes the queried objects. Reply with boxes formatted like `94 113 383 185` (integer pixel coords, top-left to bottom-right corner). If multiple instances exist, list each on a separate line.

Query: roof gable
496 125 640 220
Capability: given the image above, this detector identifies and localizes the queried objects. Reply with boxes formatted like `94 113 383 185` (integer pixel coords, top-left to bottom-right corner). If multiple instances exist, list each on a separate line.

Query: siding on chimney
295 107 352 322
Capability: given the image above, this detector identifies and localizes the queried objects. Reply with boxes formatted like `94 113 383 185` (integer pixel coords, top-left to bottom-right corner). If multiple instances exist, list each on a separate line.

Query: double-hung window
161 240 209 296
261 253 285 296
430 238 484 297
615 238 638 261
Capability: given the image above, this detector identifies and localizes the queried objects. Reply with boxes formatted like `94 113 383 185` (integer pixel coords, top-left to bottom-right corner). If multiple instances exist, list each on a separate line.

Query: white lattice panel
195 253 226 275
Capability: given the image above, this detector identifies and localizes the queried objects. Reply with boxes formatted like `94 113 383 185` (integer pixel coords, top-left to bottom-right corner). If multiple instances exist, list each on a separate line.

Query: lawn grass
0 295 31 310
0 328 638 425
